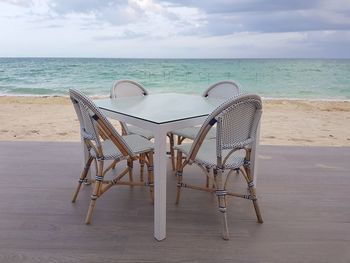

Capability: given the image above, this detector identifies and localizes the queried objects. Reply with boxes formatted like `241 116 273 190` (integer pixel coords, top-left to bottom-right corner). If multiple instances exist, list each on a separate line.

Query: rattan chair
170 80 241 177
175 93 263 240
70 88 155 224
111 80 153 139
111 79 176 171
171 80 240 142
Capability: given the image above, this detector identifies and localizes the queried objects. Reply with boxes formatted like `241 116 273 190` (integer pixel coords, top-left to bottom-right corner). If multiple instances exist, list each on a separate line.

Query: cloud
48 0 143 25
200 9 350 37
8 0 349 37
4 0 350 35
48 0 115 13
161 0 350 35
46 0 177 26
0 0 32 6
163 0 324 13
93 29 145 40
0 0 349 58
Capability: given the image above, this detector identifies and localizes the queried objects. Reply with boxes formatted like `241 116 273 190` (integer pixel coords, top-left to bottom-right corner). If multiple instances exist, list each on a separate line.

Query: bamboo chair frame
69 88 154 225
175 94 263 240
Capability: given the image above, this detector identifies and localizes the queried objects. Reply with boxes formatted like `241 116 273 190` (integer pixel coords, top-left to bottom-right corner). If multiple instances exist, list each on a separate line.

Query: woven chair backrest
110 80 148 98
202 80 240 99
188 94 262 160
70 93 88 138
110 80 148 134
70 90 100 143
69 88 135 157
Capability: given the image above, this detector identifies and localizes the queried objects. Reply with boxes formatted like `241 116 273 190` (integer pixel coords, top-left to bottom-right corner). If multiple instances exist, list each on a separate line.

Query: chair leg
213 168 218 189
146 152 154 203
85 159 104 224
252 194 263 224
139 153 145 182
127 158 133 183
174 135 186 176
205 167 210 188
215 169 230 240
169 133 176 171
93 158 98 178
175 151 184 205
240 166 263 223
72 156 94 202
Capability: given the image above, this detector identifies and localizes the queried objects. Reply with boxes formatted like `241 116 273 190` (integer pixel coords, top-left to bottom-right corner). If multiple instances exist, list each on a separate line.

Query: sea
0 57 349 100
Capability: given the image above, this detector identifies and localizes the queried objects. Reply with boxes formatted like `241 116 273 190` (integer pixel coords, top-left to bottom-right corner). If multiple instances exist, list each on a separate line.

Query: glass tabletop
94 93 225 124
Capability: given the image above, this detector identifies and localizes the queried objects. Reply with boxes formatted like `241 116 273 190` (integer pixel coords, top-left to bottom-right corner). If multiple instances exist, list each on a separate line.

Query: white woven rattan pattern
126 125 154 140
171 126 216 140
202 80 241 99
69 88 135 157
171 80 241 141
110 79 148 98
186 94 262 162
90 134 154 160
109 80 154 139
174 140 245 169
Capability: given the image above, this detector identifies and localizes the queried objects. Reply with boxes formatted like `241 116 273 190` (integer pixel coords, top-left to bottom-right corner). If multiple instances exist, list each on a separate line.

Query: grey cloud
40 24 63 29
162 0 323 13
0 0 33 6
48 0 125 14
290 31 350 58
48 0 178 26
207 10 350 34
93 29 146 41
17 0 350 38
163 0 350 36
48 0 144 25
41 0 325 16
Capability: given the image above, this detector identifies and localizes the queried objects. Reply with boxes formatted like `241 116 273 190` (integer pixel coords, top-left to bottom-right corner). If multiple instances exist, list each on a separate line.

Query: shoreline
0 96 350 146
1 94 350 102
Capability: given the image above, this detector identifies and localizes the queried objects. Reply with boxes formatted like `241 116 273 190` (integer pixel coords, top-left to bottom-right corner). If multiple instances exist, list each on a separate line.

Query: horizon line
1 56 350 60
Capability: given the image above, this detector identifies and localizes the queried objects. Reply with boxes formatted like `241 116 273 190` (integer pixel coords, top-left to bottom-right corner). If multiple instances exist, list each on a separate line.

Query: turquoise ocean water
0 58 349 100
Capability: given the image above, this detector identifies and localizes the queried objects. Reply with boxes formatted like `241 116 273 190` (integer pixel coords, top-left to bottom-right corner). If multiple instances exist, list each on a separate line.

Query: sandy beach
0 96 349 146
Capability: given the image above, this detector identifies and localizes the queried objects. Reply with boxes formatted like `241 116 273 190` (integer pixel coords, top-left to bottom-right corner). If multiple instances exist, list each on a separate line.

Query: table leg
153 128 167 241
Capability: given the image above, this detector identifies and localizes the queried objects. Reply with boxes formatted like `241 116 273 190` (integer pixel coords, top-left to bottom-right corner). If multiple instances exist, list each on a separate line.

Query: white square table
94 93 260 241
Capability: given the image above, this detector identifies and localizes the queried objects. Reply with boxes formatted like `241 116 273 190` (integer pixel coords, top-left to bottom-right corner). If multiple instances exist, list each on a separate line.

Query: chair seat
90 134 154 160
127 125 154 140
172 127 216 140
174 139 245 170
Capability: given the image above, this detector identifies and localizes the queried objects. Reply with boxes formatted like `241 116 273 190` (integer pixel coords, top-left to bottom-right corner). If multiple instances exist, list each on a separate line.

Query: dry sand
0 96 350 146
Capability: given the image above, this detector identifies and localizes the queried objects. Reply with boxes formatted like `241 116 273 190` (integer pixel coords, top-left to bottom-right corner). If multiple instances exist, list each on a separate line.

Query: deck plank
0 142 349 263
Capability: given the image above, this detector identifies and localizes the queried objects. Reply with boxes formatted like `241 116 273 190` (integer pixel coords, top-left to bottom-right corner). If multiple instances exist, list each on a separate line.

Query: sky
0 0 350 58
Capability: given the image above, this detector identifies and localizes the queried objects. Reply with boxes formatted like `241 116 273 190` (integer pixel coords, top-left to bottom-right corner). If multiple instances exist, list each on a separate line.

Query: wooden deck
0 141 349 263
